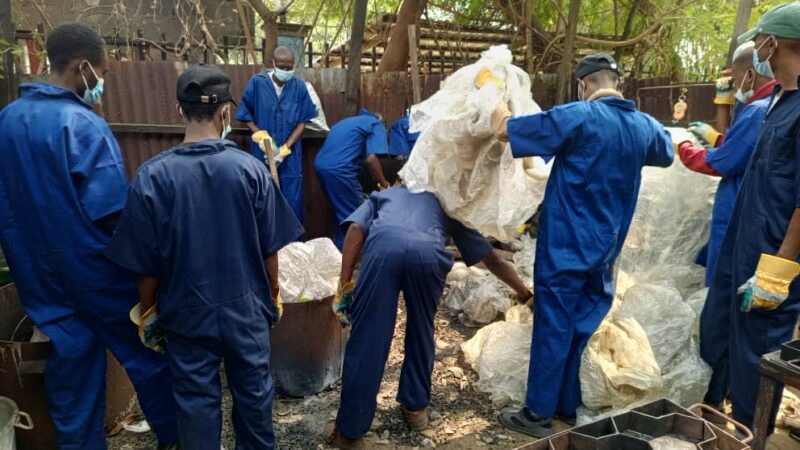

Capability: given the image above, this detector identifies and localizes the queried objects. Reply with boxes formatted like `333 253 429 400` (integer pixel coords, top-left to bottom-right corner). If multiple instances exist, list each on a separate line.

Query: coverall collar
19 82 91 110
748 80 778 105
174 139 234 155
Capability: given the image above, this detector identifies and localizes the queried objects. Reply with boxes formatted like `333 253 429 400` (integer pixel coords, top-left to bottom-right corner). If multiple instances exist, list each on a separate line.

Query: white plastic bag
461 276 513 324
579 316 662 410
660 339 712 406
444 266 489 313
400 45 549 242
304 82 330 132
616 283 696 368
462 305 532 407
278 238 341 303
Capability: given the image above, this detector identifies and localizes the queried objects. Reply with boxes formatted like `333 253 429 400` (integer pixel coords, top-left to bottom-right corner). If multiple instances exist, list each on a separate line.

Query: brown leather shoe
323 422 365 449
402 406 429 431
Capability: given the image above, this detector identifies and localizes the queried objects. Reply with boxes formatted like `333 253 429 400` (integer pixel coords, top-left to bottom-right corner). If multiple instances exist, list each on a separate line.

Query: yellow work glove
518 290 534 307
332 279 355 326
273 289 284 323
739 254 800 312
491 102 511 143
713 76 736 106
475 67 505 89
275 144 292 166
129 303 165 353
688 122 723 148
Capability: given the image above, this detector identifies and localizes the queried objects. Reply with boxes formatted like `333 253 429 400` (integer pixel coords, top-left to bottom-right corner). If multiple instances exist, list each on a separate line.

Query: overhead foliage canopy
286 0 785 81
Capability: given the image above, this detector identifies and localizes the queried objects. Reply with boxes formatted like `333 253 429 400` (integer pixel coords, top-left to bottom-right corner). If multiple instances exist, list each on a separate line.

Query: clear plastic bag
513 235 536 280
461 276 513 324
444 266 489 313
461 305 532 407
399 45 550 242
660 338 712 406
278 238 341 303
579 316 662 410
616 283 696 368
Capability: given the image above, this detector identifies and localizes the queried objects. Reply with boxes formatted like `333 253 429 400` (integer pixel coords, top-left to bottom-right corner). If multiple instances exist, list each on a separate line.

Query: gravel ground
107 300 796 450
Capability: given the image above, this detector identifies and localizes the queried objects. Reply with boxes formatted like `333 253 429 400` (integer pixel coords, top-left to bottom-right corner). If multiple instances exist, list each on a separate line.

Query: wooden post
555 0 581 105
729 0 754 64
223 35 229 60
408 24 421 105
0 0 12 108
307 42 313 68
324 42 330 68
371 47 377 72
160 32 168 60
344 0 369 116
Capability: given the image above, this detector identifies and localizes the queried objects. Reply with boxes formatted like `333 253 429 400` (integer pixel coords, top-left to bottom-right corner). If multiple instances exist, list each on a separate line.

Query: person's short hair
179 101 223 122
46 22 106 73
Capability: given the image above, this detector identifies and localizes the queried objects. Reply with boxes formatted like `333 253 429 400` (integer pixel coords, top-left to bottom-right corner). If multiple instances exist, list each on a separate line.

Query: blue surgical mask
753 38 775 79
273 65 295 82
80 61 104 105
735 70 755 103
221 106 232 139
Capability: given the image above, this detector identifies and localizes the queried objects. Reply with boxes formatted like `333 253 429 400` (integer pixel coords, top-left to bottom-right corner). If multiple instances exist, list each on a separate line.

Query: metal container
270 296 349 397
0 284 137 450
0 397 33 450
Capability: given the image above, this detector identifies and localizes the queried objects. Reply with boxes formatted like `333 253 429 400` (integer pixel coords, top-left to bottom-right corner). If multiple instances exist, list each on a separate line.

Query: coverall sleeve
67 113 129 222
678 143 721 176
341 197 376 237
447 219 493 266
236 76 257 123
366 121 389 155
255 173 304 255
104 182 161 277
705 104 765 178
506 103 586 158
644 120 675 168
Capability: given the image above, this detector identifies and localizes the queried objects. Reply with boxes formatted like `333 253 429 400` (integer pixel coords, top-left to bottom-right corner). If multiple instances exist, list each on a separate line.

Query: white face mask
577 79 586 101
735 70 756 104
80 61 104 105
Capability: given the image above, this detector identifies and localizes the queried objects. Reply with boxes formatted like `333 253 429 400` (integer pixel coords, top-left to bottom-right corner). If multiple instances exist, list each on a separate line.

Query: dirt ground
107 301 798 450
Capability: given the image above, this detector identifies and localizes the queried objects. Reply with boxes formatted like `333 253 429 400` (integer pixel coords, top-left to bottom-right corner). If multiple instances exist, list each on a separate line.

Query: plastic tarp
304 82 330 132
278 238 341 303
461 305 532 407
579 316 662 410
399 45 551 242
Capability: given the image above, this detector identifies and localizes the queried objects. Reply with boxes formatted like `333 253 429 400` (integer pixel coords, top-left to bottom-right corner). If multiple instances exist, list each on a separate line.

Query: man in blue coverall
673 41 775 415
389 114 419 156
491 53 674 437
705 2 800 435
106 65 303 450
324 186 533 449
314 109 391 249
0 23 178 449
237 46 318 222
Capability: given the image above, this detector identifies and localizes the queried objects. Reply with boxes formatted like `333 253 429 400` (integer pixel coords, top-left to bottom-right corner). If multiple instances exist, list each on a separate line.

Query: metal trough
269 296 349 397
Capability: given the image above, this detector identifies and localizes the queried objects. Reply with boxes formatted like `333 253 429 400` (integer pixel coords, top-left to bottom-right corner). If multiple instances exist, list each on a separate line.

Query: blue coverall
335 186 493 439
697 98 770 407
236 71 318 222
0 83 178 450
707 81 800 430
314 110 389 249
507 96 674 419
106 139 303 450
388 116 419 155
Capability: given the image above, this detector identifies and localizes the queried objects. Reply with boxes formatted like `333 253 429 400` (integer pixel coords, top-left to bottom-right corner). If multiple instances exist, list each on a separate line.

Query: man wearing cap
106 64 303 450
705 1 800 434
0 22 178 449
237 46 318 224
483 53 673 437
314 108 391 250
672 41 775 415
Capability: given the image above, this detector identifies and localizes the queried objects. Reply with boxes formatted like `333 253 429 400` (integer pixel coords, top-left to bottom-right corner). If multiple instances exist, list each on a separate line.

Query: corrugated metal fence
91 61 715 240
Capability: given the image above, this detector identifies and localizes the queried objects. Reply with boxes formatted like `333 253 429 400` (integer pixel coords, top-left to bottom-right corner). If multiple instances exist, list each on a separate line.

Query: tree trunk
555 0 581 104
247 0 279 64
728 0 753 64
613 0 642 62
345 0 369 116
376 0 427 77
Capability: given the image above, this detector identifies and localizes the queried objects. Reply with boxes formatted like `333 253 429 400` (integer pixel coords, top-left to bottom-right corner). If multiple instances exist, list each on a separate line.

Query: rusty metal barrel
270 296 349 397
0 284 137 450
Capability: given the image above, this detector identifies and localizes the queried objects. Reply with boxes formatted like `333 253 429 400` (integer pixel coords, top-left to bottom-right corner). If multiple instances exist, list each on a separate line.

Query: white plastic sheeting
278 238 341 303
399 45 550 242
462 305 533 407
444 266 512 324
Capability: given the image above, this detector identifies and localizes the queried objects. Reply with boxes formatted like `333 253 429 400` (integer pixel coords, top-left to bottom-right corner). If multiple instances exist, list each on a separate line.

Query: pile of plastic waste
278 238 341 303
399 45 551 242
455 141 720 415
444 263 513 326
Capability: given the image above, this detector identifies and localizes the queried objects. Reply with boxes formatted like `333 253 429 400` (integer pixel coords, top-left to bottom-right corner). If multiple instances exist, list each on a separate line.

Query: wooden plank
408 24 422 105
729 0 754 64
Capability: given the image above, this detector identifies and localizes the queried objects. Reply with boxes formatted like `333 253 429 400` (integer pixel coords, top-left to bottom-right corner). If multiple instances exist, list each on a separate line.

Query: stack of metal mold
516 399 752 450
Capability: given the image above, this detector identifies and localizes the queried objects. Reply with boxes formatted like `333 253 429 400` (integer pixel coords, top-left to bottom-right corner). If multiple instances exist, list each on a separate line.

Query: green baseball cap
738 2 800 43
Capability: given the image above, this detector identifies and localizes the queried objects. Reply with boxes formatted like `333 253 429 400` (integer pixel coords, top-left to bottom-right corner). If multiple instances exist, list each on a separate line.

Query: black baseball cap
177 64 237 106
575 53 622 80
